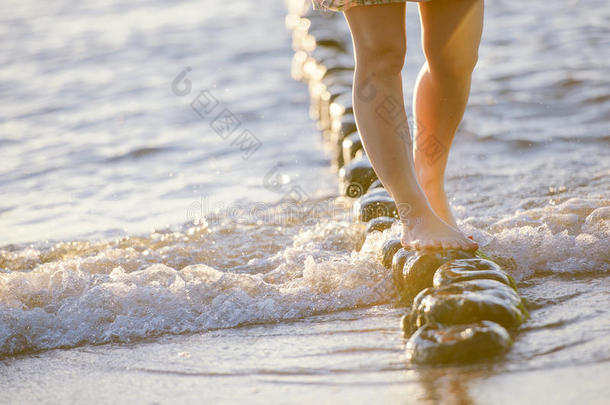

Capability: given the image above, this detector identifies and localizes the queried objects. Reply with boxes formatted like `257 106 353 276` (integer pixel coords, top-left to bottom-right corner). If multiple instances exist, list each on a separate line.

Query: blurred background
0 0 336 245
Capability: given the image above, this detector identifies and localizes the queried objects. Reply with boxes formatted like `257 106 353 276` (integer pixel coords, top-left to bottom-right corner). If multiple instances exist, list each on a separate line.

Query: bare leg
414 0 484 228
344 3 477 250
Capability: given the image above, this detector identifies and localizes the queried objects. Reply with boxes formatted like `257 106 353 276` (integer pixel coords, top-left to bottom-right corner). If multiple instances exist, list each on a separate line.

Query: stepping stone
368 179 384 190
381 238 402 269
365 216 396 234
339 156 377 198
395 249 477 301
353 194 397 222
404 279 528 335
342 132 363 166
404 321 513 364
433 258 517 290
322 68 354 88
363 187 390 198
392 248 415 285
329 92 352 116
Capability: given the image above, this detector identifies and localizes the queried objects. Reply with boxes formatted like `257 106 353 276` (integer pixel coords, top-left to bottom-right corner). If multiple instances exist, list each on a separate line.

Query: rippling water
1 0 609 403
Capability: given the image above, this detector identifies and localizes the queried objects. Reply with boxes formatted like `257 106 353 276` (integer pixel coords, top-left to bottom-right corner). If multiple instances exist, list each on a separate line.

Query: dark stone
392 248 415 287
327 84 353 106
335 115 357 141
397 249 477 301
368 179 384 190
405 321 513 364
330 92 352 116
339 157 377 198
342 132 362 167
382 238 403 269
406 279 528 334
433 258 518 291
315 38 349 53
334 142 344 169
309 87 328 124
353 194 397 222
311 44 352 67
366 216 396 234
362 187 390 199
322 68 354 94
324 66 355 81
331 116 356 166
322 69 353 88
321 58 355 77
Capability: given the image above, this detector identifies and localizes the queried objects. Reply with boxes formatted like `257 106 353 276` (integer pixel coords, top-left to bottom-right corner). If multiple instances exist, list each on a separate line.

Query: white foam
1 197 608 356
0 220 392 356
462 197 610 278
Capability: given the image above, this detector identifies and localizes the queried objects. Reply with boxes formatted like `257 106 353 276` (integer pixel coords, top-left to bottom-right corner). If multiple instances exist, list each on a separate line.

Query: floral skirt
313 0 428 12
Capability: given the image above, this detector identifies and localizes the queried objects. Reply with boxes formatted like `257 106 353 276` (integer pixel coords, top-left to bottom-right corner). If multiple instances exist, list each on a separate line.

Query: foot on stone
398 203 478 251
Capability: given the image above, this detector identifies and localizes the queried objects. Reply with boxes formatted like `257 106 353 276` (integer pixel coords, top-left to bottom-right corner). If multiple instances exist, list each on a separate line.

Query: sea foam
1 197 607 356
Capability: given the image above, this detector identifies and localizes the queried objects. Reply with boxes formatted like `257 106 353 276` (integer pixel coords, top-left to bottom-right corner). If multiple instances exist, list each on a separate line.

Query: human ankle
396 200 429 228
418 176 445 195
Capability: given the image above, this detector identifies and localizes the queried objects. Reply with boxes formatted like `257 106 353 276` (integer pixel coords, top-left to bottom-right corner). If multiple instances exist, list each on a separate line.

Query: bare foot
398 202 477 251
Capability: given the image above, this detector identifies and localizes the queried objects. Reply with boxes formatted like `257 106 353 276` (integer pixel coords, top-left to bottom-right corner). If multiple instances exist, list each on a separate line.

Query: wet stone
337 116 357 136
433 258 517 290
382 238 403 269
322 59 355 78
396 249 477 301
310 45 346 65
322 68 354 88
368 179 384 190
353 194 397 222
339 157 377 198
406 279 528 334
392 248 415 286
334 143 344 169
330 92 352 117
366 216 396 234
324 68 355 92
362 187 390 200
405 321 513 364
314 38 350 53
342 133 362 166
327 84 353 105
332 115 357 144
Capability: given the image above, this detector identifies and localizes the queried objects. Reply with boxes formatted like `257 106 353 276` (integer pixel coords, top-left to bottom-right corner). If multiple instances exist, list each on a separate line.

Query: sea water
1 0 609 403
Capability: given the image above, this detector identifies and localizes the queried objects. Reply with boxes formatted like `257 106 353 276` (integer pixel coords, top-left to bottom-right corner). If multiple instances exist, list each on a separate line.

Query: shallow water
1 0 609 403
